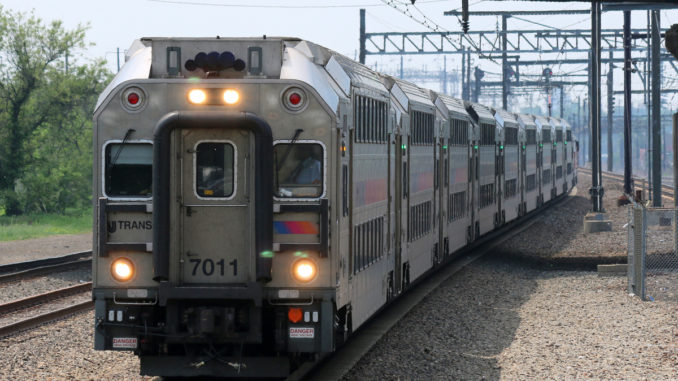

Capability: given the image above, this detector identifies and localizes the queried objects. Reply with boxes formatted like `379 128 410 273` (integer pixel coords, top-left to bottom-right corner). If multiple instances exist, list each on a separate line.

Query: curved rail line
577 168 674 200
0 251 92 283
287 188 578 381
0 283 93 338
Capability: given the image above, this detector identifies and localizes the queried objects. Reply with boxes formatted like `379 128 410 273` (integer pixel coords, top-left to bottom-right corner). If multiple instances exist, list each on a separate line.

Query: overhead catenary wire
147 0 450 8
380 0 501 66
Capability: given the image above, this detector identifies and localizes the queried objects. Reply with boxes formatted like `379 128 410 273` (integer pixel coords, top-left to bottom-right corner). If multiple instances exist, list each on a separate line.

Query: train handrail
152 111 273 283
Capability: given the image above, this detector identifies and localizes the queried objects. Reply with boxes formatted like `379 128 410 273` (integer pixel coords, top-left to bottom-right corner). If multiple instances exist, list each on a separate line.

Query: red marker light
289 92 302 105
288 308 303 323
127 92 140 105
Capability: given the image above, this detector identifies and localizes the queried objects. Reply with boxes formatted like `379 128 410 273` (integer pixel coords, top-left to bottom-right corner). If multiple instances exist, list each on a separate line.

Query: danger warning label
112 337 137 349
289 327 314 339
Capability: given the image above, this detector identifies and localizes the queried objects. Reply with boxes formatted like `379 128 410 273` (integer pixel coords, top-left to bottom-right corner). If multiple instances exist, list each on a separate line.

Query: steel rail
0 251 92 284
0 300 93 338
0 283 92 315
0 250 92 274
578 167 674 200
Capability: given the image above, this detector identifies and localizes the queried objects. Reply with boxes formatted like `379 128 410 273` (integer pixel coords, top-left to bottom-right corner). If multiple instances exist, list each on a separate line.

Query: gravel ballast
0 233 91 265
344 256 678 380
0 268 91 305
344 173 678 379
1 172 677 379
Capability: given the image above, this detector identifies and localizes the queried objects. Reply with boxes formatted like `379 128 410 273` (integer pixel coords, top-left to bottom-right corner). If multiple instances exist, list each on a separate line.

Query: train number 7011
189 258 237 276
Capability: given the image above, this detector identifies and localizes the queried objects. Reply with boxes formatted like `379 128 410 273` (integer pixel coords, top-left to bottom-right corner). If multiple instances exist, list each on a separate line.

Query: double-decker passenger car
92 37 575 378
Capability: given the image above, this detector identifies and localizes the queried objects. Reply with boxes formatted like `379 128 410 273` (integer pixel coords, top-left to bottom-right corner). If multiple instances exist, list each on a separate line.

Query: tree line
0 6 111 215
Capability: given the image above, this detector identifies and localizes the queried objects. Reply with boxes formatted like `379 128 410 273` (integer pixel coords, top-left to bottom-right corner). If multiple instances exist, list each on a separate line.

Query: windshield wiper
109 128 136 169
275 128 303 192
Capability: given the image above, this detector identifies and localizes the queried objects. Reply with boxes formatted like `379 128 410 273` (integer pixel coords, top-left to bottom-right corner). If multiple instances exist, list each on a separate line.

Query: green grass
0 208 92 241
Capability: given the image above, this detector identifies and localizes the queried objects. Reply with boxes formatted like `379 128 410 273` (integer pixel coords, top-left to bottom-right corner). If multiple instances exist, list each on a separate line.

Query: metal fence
628 204 678 301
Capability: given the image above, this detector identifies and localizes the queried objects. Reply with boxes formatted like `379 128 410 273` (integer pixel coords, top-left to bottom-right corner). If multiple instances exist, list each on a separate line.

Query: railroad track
577 167 675 200
0 251 92 283
0 282 93 338
287 188 577 381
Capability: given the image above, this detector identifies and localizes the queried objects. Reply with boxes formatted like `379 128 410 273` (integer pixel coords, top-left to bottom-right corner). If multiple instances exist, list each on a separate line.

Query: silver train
92 37 577 377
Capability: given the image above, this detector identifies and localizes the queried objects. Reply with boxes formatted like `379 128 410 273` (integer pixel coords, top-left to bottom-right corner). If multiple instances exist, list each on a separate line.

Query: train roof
434 94 470 120
548 116 564 130
492 108 519 129
331 53 390 96
465 101 495 125
386 78 435 112
533 115 552 132
515 113 537 129
559 118 572 128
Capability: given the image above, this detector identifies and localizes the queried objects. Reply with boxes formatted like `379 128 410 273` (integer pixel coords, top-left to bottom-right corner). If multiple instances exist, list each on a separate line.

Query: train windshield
105 143 152 198
274 143 323 198
195 142 235 198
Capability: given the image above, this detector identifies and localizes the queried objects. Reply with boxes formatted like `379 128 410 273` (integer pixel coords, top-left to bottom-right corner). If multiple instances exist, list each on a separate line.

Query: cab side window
105 143 152 198
274 143 323 198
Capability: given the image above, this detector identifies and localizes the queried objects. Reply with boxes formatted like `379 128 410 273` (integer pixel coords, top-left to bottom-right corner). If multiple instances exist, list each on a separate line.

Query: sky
3 0 678 111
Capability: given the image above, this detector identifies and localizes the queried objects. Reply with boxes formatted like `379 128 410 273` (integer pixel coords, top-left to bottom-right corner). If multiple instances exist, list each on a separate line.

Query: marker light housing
292 258 317 283
121 87 145 111
282 87 307 112
111 258 135 282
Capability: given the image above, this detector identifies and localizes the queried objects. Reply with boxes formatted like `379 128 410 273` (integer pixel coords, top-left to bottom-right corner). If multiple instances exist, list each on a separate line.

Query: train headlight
111 258 135 282
292 259 317 283
223 89 239 104
188 89 207 104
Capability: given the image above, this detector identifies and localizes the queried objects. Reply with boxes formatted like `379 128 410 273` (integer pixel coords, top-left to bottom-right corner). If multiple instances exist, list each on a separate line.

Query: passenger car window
274 143 323 198
196 142 235 198
105 143 152 198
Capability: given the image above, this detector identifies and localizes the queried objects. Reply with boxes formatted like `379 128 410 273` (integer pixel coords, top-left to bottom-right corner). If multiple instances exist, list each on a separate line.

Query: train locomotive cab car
533 115 554 204
465 101 498 236
92 37 353 378
433 94 473 250
515 113 539 214
492 109 520 225
92 36 573 379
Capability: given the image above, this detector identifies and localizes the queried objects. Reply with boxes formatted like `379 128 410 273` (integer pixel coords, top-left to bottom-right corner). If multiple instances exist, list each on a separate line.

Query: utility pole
623 10 633 196
584 0 612 232
584 97 589 164
461 47 467 100
560 85 564 118
116 47 120 72
359 9 366 64
647 10 652 201
502 15 509 110
607 51 614 172
466 50 471 101
651 10 662 206
578 96 582 165
443 56 447 94
400 55 404 79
